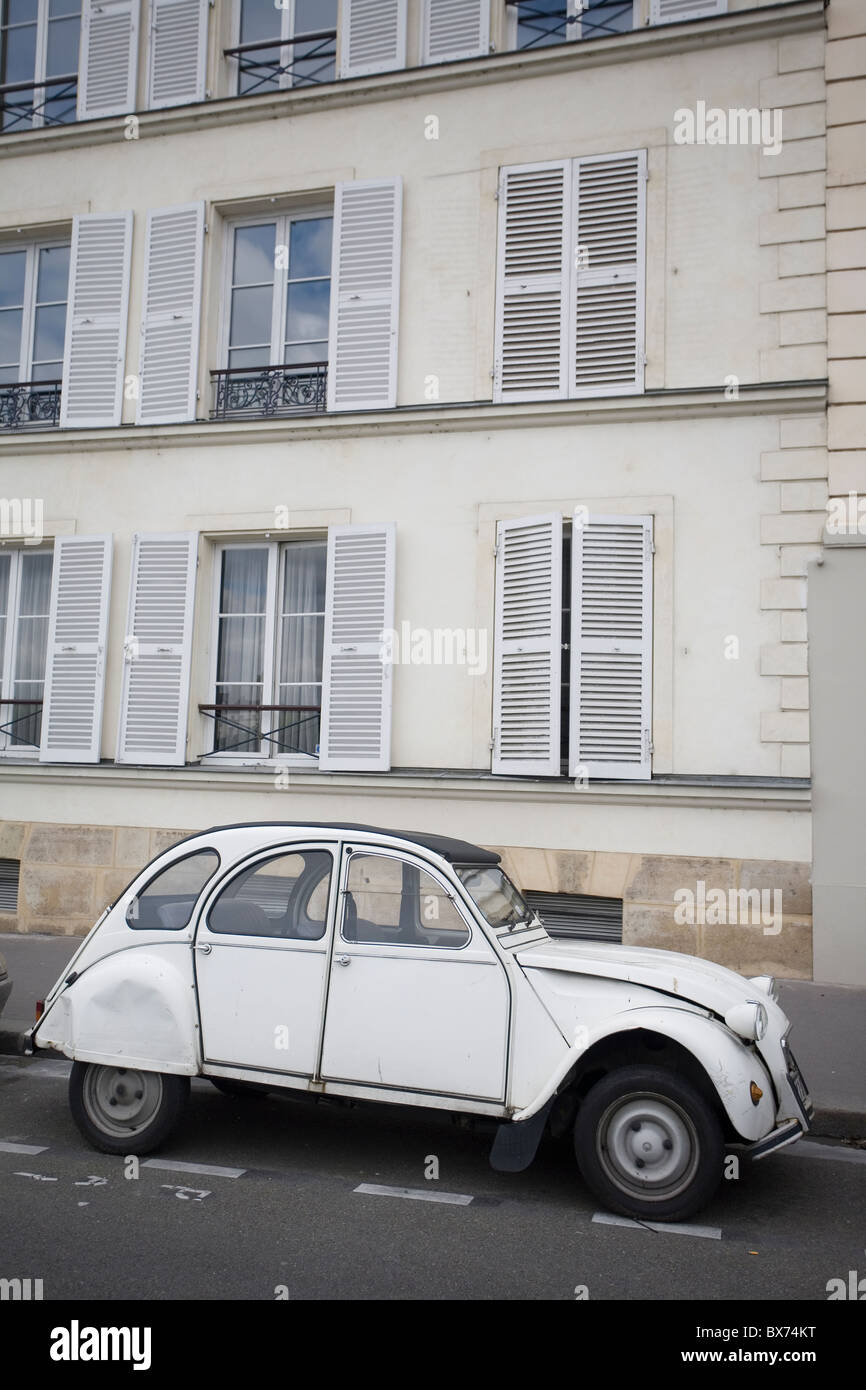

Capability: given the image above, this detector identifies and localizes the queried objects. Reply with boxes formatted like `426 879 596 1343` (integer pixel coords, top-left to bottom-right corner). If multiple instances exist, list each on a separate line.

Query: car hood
516 937 776 1021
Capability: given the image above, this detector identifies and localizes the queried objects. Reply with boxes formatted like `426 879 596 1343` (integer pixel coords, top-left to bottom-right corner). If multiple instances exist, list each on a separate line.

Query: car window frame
338 847 478 954
125 847 222 932
202 843 338 942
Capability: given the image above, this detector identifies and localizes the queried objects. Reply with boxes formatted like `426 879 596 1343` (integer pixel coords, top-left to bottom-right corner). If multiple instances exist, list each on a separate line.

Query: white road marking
355 1182 474 1206
592 1212 722 1240
161 1184 211 1202
780 1140 866 1165
0 1141 48 1154
0 1060 70 1079
14 1171 58 1182
142 1158 245 1179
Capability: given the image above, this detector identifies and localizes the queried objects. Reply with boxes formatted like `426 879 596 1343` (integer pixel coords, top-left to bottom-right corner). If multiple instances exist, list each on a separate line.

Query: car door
194 843 337 1077
319 847 510 1101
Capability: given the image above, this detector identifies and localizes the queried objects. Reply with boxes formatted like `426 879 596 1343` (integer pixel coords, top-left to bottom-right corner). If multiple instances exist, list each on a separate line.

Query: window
343 853 472 948
494 150 646 402
233 0 336 95
0 239 69 427
126 848 220 930
0 547 53 751
209 538 326 760
0 857 19 911
508 0 635 49
1 0 80 131
208 849 333 938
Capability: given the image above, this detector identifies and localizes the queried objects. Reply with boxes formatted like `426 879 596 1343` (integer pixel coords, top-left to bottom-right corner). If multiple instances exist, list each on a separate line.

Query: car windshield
455 866 535 930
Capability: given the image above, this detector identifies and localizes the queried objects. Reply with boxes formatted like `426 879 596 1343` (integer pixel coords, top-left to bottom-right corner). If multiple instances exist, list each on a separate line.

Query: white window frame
506 0 638 48
1 0 81 129
0 545 54 758
0 237 70 386
230 0 336 95
205 536 327 766
218 207 333 372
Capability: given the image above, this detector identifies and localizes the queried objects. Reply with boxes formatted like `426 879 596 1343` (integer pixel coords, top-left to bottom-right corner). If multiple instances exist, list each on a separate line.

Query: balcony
0 381 62 431
224 29 338 96
0 73 77 133
210 363 328 422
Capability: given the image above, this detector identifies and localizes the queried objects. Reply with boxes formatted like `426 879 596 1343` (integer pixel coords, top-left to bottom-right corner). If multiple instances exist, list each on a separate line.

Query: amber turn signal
35 1000 44 1021
750 1081 763 1105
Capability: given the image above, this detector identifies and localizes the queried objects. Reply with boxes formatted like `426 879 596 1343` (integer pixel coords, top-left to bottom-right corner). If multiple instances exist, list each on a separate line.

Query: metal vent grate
524 890 622 943
0 859 20 913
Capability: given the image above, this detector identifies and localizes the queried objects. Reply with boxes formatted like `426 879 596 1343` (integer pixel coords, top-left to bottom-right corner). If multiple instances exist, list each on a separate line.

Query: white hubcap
598 1092 700 1202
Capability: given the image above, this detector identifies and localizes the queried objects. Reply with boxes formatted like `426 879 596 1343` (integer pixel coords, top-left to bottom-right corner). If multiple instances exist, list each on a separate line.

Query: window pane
208 849 333 939
515 1 568 48
582 0 633 37
344 855 471 948
36 244 69 303
219 546 268 614
32 303 66 366
285 278 329 345
232 223 276 286
45 13 78 73
0 553 10 616
282 341 326 366
216 616 265 684
17 550 51 615
279 614 323 687
229 285 273 350
214 683 261 752
272 681 319 756
239 0 279 45
295 0 335 34
282 539 326 613
289 217 332 279
2 22 37 85
49 0 80 16
126 849 220 930
228 346 270 371
0 251 26 309
6 0 39 23
0 308 23 369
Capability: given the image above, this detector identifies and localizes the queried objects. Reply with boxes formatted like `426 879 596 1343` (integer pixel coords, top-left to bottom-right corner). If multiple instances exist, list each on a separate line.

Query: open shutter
421 0 489 63
136 202 204 425
650 0 726 22
571 149 646 397
116 533 198 766
494 162 569 403
327 179 402 413
569 514 652 781
319 523 396 772
492 513 562 776
146 0 208 109
77 0 139 119
39 535 112 764
339 0 407 78
60 212 132 429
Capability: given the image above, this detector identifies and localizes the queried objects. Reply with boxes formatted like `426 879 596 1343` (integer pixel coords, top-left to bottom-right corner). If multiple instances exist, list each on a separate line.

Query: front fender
515 1006 777 1142
32 945 198 1075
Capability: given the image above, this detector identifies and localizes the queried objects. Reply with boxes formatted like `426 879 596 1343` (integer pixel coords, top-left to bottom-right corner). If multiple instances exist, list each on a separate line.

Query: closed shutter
0 860 19 913
421 0 489 63
493 162 569 403
39 536 113 764
319 523 396 772
116 533 198 766
524 890 623 942
650 0 726 22
339 0 407 78
77 0 139 119
136 202 205 425
492 513 562 776
327 179 402 413
572 150 646 397
60 212 132 429
146 0 208 109
569 514 652 781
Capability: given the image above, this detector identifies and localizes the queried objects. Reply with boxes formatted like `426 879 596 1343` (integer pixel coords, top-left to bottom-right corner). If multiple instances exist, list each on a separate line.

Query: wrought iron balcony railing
0 73 77 133
0 380 62 430
507 2 635 47
210 363 328 421
199 702 321 759
0 698 43 748
224 29 337 96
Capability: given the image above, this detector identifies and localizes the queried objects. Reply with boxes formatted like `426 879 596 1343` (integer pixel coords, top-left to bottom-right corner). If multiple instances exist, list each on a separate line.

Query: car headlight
724 1000 768 1042
748 974 778 1003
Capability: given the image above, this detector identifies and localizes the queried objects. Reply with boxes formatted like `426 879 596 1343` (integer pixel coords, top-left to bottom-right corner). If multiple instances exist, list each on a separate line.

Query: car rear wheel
574 1065 724 1222
69 1062 189 1155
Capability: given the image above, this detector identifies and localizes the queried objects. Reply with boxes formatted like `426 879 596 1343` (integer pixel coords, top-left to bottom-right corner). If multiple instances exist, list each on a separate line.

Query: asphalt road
2 1055 865 1303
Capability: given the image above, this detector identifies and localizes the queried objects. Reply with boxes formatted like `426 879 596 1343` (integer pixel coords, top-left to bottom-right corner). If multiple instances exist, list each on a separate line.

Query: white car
27 822 812 1221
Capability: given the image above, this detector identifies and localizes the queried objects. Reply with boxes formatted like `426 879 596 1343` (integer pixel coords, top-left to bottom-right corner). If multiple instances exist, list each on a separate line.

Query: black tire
574 1064 724 1222
209 1077 272 1099
69 1061 189 1156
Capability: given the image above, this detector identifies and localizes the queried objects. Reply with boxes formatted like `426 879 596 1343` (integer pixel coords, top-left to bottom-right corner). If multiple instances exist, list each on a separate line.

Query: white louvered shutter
569 514 652 781
77 0 139 119
327 179 402 413
492 514 562 777
421 0 489 63
650 0 726 22
319 523 396 772
136 202 205 425
339 0 407 78
39 536 113 764
60 212 132 429
146 0 208 109
116 533 198 766
571 150 646 397
494 162 569 403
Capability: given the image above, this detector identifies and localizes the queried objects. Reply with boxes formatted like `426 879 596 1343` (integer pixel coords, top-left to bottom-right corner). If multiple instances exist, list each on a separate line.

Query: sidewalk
1 933 863 1140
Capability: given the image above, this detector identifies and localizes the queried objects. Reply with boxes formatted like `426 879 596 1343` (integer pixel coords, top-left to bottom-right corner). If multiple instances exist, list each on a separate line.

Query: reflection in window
0 241 68 387
1 0 80 132
226 214 332 373
235 0 337 95
126 849 220 931
343 855 471 949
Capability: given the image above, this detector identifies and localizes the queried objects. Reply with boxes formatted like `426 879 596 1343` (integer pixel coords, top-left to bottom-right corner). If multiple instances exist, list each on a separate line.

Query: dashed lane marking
780 1140 866 1165
355 1182 474 1206
592 1212 722 1239
142 1158 246 1179
0 1141 49 1154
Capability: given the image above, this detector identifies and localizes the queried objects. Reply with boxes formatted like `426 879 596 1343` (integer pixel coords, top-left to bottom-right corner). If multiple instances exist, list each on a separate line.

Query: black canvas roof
199 821 501 867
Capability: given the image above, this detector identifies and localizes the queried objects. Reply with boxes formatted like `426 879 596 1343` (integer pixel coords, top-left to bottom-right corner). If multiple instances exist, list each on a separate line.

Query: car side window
207 850 333 940
126 849 220 931
343 854 471 949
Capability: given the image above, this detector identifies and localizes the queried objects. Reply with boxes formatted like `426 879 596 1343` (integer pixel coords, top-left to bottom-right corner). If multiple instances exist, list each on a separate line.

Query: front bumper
738 1115 805 1161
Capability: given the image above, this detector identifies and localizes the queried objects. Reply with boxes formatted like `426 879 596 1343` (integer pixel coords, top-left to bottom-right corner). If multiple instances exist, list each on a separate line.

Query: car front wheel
574 1065 724 1222
69 1062 189 1155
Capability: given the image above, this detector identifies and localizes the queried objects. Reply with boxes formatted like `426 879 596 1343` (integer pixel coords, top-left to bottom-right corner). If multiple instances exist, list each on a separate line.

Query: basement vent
524 890 623 943
0 859 20 913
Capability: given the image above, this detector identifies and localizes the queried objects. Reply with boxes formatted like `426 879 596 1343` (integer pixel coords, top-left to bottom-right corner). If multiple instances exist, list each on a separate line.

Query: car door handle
196 942 212 955
334 955 350 967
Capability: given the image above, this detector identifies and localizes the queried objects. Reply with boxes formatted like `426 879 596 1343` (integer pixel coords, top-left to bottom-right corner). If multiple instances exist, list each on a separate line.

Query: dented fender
513 1006 777 1143
32 946 199 1075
